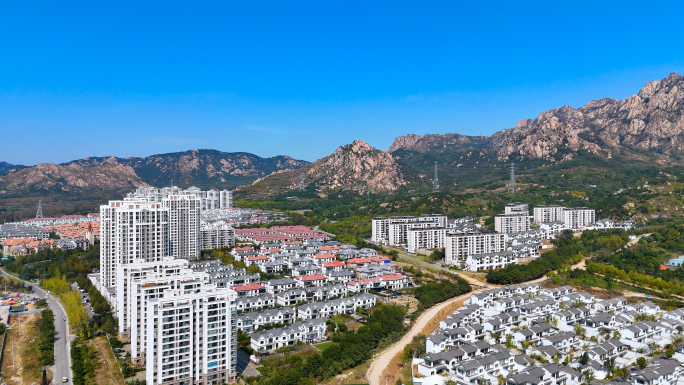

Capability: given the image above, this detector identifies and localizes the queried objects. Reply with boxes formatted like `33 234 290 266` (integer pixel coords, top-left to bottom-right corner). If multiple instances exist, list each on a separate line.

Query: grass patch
315 341 338 352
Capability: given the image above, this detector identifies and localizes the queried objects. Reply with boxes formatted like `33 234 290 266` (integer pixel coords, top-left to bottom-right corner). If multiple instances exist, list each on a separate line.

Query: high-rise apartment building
444 232 506 265
100 200 170 289
494 213 531 234
163 195 201 260
146 286 238 385
533 205 565 224
562 207 595 230
372 215 448 245
200 221 235 250
407 227 446 253
116 258 191 334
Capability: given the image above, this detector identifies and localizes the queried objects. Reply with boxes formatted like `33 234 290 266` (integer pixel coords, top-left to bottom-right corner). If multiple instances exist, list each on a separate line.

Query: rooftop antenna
36 200 44 219
507 162 517 193
432 162 440 193
299 172 306 192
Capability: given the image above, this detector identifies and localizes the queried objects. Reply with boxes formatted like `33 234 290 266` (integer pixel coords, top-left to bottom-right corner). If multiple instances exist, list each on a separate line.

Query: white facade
463 251 518 272
372 215 447 245
116 258 190 336
100 200 170 289
562 207 595 230
146 286 238 385
533 205 565 224
163 194 201 260
407 227 446 253
200 221 235 250
445 232 505 265
494 213 531 234
505 202 529 215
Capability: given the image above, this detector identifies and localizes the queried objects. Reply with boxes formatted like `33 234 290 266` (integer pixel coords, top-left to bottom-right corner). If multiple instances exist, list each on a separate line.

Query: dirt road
365 290 479 385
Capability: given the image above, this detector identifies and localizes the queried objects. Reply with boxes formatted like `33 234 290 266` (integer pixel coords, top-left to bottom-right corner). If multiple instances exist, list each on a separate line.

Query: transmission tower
299 173 306 192
507 162 517 193
36 200 44 219
432 162 440 193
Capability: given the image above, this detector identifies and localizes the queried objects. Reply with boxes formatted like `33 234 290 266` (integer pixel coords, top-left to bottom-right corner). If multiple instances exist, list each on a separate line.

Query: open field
1 312 44 385
88 336 126 385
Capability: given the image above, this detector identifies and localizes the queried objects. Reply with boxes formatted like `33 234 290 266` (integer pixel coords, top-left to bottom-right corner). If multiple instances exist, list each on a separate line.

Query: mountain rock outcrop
392 72 684 162
245 140 406 195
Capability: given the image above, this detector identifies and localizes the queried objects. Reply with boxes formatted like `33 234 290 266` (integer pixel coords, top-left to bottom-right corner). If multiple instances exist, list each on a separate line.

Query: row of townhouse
297 293 378 320
250 319 327 353
413 282 684 385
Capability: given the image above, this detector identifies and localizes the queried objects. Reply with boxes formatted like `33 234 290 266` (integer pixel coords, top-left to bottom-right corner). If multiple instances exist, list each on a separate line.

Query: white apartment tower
146 286 238 385
445 232 506 265
100 200 170 289
494 213 531 234
563 207 596 230
128 186 232 211
533 205 565 224
200 221 235 250
116 258 190 337
407 227 446 253
372 215 447 245
163 194 201 260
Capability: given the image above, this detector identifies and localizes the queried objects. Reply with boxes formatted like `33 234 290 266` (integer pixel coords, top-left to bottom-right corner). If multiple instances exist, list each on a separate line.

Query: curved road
366 290 481 385
0 268 74 384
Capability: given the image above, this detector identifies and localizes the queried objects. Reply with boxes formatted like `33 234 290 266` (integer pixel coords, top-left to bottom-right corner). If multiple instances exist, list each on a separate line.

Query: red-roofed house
319 245 340 255
233 283 267 297
246 255 270 267
296 274 329 287
321 260 346 272
313 254 336 265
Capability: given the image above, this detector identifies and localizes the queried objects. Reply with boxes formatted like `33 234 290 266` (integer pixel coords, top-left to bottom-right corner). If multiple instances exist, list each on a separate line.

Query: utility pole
432 162 440 193
507 162 517 193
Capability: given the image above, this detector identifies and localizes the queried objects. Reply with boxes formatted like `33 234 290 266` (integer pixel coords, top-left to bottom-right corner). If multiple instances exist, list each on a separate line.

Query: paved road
0 268 74 384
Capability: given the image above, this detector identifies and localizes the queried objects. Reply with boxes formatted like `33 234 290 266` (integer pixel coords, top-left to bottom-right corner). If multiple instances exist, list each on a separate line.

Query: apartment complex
128 186 232 211
444 232 506 266
146 286 238 385
100 200 170 288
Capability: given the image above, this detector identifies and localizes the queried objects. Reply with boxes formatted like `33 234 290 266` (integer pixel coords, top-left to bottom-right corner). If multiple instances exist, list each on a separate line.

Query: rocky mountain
0 162 17 174
0 150 308 196
0 156 148 193
394 72 684 163
244 140 406 197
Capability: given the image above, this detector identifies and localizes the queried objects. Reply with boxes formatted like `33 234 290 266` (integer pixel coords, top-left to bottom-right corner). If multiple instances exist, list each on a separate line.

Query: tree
491 332 502 344
636 357 648 369
614 366 631 381
574 324 587 338
648 342 660 356
581 369 595 385
579 351 589 366
603 356 616 377
505 334 515 350
666 349 675 359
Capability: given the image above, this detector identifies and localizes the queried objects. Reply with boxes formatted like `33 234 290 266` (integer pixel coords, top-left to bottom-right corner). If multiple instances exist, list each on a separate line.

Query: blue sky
1 1 683 165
